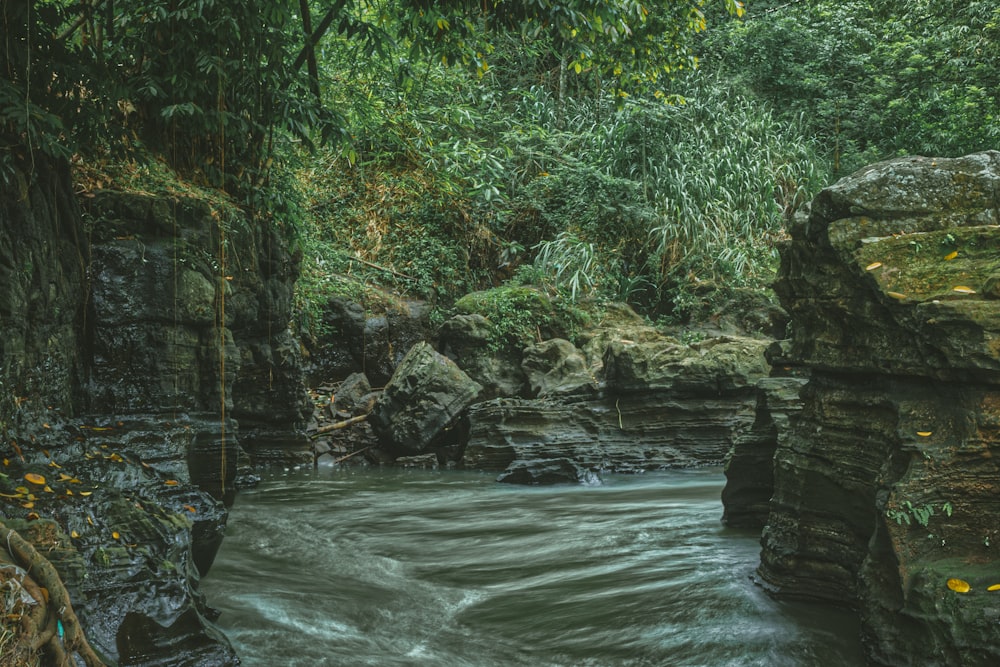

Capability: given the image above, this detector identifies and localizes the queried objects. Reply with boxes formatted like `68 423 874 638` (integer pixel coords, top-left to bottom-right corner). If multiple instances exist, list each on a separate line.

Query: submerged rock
438 313 527 399
497 458 600 485
747 152 1000 666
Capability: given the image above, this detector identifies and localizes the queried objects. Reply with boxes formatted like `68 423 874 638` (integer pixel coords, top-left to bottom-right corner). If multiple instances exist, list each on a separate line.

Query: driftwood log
0 522 107 667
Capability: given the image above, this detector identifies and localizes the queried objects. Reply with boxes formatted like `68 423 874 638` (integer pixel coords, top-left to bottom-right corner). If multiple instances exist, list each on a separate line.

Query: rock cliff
1 161 311 665
747 152 1000 666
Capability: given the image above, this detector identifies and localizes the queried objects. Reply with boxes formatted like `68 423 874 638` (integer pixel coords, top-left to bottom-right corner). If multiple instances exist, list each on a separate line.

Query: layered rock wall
1 164 311 665
754 152 1000 665
463 334 771 472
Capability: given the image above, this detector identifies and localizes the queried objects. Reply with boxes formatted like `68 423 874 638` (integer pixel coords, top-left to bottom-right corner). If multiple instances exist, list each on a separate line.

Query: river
200 466 863 666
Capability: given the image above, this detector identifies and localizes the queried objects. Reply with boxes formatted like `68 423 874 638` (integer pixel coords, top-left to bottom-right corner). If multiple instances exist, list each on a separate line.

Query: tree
1 0 743 193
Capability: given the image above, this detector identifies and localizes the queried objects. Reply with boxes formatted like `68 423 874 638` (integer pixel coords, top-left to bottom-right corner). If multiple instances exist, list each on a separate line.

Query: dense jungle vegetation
2 0 998 329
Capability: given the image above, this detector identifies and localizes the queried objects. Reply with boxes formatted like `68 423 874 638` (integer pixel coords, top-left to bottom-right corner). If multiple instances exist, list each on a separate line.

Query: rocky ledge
327 296 774 480
728 152 1000 666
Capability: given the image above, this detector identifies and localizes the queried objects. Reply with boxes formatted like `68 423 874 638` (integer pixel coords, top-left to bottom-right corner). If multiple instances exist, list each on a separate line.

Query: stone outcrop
496 458 600 485
463 330 771 472
370 341 483 457
303 294 433 387
438 313 527 399
1 163 311 665
83 191 312 466
743 152 1000 666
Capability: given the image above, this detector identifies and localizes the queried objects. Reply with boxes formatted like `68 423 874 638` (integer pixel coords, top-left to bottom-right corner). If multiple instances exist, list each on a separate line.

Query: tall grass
297 46 828 317
513 74 828 309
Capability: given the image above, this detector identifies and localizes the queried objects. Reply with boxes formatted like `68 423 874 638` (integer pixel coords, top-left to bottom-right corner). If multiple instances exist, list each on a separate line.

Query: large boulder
747 152 1000 666
370 342 482 456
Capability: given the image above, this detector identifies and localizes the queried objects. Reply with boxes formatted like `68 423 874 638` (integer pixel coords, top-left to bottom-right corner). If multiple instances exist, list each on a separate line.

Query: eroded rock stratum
754 152 1000 666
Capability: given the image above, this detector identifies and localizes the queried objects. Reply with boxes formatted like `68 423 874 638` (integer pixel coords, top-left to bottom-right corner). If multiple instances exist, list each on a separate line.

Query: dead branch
310 413 368 438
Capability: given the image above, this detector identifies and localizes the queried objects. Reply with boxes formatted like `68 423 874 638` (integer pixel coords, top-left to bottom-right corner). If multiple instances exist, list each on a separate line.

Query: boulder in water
497 458 600 485
370 342 482 455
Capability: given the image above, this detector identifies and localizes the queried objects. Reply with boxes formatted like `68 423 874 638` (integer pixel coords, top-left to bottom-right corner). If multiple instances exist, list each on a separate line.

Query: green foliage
887 501 954 528
454 285 589 351
711 0 1000 175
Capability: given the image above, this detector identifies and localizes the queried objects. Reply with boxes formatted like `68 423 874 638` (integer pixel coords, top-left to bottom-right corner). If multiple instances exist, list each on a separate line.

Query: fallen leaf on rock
887 291 907 300
988 584 1000 592
952 286 976 294
943 251 958 261
866 262 883 271
183 505 197 513
24 473 45 485
70 530 80 539
111 531 120 540
917 431 932 437
164 479 179 486
947 578 971 593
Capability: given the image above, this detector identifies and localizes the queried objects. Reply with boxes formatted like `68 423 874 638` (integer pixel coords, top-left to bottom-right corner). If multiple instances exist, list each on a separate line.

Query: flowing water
201 466 863 667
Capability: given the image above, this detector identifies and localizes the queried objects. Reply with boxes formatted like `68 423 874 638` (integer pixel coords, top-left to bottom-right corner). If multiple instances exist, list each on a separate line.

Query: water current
200 466 864 667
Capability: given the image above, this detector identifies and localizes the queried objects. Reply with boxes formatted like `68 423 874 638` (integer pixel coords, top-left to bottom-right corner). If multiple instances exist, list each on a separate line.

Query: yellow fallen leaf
887 291 907 300
111 531 120 540
947 578 971 593
183 505 197 513
987 584 1000 592
58 473 73 481
944 251 958 261
21 502 33 509
14 486 28 494
23 473 45 485
48 460 61 468
164 479 179 486
0 492 23 499
917 431 932 437
70 530 80 539
952 286 976 294
866 262 883 271
79 491 93 497
65 489 73 496
26 511 38 520
86 515 94 526
43 485 53 493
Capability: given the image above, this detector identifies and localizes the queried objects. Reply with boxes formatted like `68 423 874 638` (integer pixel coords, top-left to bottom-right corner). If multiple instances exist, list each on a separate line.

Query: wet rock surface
463 330 771 472
496 458 600 485
742 152 1000 666
1 169 309 665
370 341 483 456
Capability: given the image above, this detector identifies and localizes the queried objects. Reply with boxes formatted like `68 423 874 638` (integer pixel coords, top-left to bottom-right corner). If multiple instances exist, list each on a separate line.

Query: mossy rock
454 286 589 350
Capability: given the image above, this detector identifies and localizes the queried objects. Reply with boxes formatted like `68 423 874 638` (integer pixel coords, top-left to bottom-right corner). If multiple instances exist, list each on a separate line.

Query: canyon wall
1 161 311 665
746 152 1000 666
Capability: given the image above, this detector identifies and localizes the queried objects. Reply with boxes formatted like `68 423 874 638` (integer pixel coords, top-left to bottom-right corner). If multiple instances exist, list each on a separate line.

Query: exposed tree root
0 523 107 667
